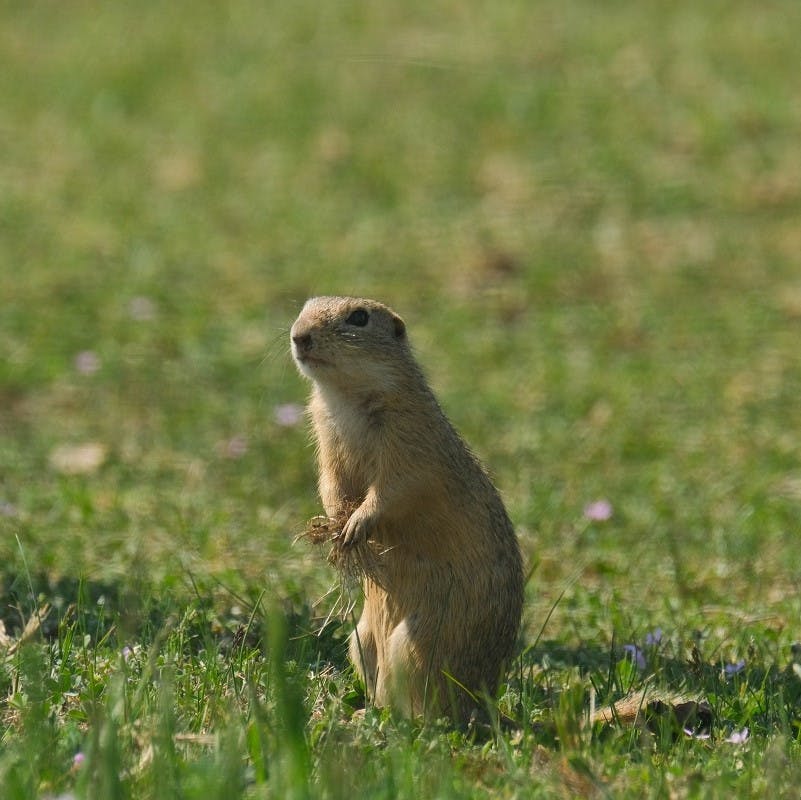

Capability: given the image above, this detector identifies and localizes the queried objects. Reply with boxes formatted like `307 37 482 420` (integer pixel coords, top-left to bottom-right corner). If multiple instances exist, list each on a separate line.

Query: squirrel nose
292 333 313 353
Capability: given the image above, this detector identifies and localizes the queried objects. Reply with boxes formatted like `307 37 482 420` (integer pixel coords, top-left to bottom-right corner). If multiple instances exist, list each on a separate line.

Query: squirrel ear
392 314 406 339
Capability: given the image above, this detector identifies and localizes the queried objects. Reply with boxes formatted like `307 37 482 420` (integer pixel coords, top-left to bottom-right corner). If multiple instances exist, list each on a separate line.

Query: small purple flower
73 751 85 768
724 659 746 677
128 296 156 322
274 403 304 427
683 728 711 740
74 350 101 375
0 501 17 518
623 644 647 670
645 628 662 646
222 435 248 459
724 727 749 744
584 499 613 521
121 645 133 661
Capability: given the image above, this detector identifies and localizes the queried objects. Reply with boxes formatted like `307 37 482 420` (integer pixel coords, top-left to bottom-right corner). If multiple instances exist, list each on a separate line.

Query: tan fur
291 296 524 722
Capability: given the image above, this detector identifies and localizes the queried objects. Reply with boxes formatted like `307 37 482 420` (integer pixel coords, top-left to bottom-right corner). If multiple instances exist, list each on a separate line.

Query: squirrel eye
345 308 369 327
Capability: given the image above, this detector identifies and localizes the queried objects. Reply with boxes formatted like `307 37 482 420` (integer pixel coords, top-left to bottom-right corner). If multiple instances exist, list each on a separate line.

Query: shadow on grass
4 568 799 740
0 567 351 671
517 638 801 741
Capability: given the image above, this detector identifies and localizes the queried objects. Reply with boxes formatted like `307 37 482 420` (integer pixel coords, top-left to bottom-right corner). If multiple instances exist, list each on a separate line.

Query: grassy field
2 1 801 796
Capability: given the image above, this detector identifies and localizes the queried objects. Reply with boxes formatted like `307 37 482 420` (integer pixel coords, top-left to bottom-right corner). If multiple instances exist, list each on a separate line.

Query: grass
2 0 801 796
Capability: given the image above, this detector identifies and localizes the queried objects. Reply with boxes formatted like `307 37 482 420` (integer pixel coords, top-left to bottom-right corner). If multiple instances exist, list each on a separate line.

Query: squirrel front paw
340 505 376 548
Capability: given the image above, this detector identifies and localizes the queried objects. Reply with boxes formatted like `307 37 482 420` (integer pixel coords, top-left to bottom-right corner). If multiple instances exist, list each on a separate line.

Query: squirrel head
291 296 411 396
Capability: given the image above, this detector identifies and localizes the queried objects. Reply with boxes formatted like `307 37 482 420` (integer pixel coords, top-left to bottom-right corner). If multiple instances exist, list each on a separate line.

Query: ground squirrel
291 296 524 722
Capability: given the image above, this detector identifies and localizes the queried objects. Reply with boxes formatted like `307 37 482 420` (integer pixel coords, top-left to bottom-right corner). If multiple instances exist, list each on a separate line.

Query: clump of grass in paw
299 506 391 588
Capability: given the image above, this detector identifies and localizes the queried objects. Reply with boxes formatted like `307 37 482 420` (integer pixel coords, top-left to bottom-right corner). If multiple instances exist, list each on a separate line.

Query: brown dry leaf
592 689 650 725
19 604 50 644
49 442 107 474
1 605 51 657
592 689 712 735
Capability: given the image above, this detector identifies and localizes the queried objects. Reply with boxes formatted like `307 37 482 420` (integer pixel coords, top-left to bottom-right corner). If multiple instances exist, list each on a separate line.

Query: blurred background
2 0 800 633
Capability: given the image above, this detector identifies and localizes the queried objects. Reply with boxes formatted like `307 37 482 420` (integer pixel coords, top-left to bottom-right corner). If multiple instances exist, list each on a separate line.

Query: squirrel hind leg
386 620 487 725
375 618 428 717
